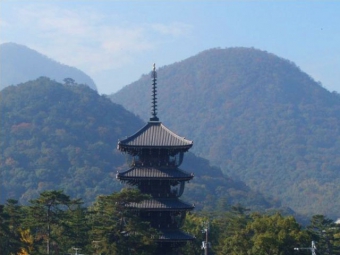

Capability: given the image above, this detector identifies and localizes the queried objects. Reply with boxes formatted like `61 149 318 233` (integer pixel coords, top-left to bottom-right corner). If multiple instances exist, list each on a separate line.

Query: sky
1 1 339 95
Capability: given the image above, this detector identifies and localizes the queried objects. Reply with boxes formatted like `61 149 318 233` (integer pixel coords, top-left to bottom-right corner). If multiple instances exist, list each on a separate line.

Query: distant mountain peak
0 42 97 91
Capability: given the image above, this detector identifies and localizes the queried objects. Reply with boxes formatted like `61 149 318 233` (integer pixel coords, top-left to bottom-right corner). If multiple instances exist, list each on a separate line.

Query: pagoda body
117 65 195 254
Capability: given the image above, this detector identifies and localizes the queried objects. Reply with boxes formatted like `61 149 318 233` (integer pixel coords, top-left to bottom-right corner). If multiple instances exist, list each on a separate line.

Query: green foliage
110 47 340 218
1 190 158 255
307 215 340 254
89 188 157 255
179 208 315 255
1 189 340 255
26 190 82 254
184 210 310 255
245 213 309 255
0 77 144 205
0 200 23 254
181 213 221 255
181 152 276 213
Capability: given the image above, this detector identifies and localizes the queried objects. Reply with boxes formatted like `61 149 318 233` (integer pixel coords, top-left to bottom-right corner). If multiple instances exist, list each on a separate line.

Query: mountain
0 77 138 204
0 42 97 91
0 77 279 213
110 47 340 219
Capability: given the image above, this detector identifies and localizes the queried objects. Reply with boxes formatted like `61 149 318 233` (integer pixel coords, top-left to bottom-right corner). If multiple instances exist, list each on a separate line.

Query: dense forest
0 77 141 204
0 77 279 213
0 43 97 91
110 47 340 218
1 189 339 255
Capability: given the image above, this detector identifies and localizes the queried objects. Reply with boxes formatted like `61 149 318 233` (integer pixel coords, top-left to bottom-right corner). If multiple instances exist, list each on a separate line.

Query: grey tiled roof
118 121 193 150
117 167 194 181
157 230 195 242
127 198 194 211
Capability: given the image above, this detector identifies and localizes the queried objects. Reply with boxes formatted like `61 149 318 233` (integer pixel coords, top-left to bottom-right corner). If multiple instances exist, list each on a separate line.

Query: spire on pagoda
150 63 159 122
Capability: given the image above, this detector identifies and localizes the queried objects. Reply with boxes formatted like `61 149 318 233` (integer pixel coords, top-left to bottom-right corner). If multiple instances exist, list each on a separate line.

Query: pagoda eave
117 145 192 152
116 167 194 181
127 199 195 211
118 177 192 182
131 207 194 212
156 230 196 242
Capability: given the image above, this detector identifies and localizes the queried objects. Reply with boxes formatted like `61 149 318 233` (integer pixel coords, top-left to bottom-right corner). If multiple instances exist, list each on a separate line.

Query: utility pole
294 241 317 255
201 221 211 255
72 247 81 255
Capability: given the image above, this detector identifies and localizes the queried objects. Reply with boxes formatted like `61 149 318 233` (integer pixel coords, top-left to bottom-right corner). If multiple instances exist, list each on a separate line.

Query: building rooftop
117 166 194 181
157 230 195 242
127 198 194 211
117 121 193 151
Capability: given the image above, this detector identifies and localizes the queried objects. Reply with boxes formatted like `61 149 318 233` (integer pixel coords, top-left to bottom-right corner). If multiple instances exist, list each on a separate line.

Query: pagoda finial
150 63 159 121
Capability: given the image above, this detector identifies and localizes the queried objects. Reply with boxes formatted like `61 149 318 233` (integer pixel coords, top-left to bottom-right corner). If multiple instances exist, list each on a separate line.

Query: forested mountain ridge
0 42 97 91
0 77 279 213
110 47 340 218
0 77 140 204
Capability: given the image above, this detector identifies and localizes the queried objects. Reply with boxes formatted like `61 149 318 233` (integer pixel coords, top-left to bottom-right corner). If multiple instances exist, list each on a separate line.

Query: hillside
0 77 278 212
110 47 340 218
0 42 97 91
0 77 139 204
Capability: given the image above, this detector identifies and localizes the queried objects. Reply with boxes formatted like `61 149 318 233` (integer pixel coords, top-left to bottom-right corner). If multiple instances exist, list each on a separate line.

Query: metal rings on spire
150 63 159 121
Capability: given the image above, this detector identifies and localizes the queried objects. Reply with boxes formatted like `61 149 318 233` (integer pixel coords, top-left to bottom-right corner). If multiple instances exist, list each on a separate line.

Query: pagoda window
169 152 184 167
125 154 143 167
170 181 185 197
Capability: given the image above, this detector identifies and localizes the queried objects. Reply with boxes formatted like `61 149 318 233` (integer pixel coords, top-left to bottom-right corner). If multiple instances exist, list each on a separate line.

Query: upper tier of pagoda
117 63 192 154
117 121 193 152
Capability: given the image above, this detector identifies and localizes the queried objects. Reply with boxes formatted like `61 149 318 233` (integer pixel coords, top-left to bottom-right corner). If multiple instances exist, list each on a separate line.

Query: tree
63 78 75 85
217 212 309 255
307 215 340 255
248 213 309 255
26 190 82 254
215 205 252 255
64 206 90 251
89 188 157 255
17 228 34 255
180 213 212 255
0 200 25 255
0 204 15 255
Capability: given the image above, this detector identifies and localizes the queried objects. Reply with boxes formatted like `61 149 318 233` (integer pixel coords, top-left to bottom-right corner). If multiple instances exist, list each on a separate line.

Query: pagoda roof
116 167 194 181
117 121 193 151
127 198 194 211
157 230 195 242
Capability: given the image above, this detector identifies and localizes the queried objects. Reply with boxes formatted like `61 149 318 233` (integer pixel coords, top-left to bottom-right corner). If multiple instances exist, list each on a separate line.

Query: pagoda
116 64 195 254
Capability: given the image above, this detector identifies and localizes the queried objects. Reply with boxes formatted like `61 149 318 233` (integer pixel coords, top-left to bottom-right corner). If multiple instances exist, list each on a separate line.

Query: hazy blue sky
1 1 339 95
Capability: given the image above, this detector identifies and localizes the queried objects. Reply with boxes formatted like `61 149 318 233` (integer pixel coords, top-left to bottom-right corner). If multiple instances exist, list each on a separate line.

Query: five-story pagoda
117 64 195 253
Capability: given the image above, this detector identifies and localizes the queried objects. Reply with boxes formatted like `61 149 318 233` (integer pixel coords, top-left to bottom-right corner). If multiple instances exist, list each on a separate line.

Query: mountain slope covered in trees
0 77 278 213
0 42 97 91
110 47 340 218
1 77 140 204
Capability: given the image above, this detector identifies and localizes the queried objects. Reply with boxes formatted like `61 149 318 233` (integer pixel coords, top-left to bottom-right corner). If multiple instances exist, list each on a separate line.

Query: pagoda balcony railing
140 211 186 229
126 153 184 168
138 181 186 198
